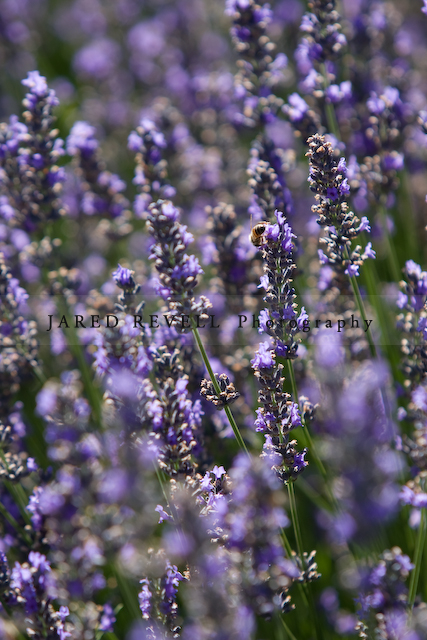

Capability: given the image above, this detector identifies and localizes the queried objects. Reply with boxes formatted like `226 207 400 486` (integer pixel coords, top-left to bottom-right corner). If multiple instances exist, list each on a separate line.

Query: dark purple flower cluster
0 409 37 483
200 373 240 409
93 264 150 383
93 265 203 478
28 366 166 637
355 86 408 210
155 480 256 640
140 350 204 478
205 202 255 313
307 133 375 278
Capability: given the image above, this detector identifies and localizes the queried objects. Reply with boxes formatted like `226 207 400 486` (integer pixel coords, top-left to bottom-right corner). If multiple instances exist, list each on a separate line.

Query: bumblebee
249 221 269 247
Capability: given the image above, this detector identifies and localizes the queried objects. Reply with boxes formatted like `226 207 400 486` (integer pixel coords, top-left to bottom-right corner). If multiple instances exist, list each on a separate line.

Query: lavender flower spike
0 255 38 419
256 210 302 359
307 134 374 277
251 213 308 482
0 70 66 229
146 199 212 331
226 0 285 126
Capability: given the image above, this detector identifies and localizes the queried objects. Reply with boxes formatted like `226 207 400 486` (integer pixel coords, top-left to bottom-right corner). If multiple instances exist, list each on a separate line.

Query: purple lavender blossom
66 121 99 158
0 71 66 231
0 256 38 421
307 134 374 277
112 263 136 290
146 199 212 331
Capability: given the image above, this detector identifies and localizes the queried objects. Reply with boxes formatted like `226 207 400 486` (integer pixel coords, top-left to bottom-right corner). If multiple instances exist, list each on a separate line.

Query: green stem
324 101 340 140
278 613 299 640
0 596 13 617
361 255 401 381
280 527 309 610
281 527 294 558
347 261 398 489
5 481 31 527
377 204 401 284
114 564 141 622
297 477 333 514
34 365 47 385
96 633 121 640
322 63 340 139
399 171 419 263
347 268 377 359
287 360 326 477
286 360 299 415
191 326 249 454
287 482 322 640
408 509 426 610
346 251 399 431
153 463 182 529
0 444 32 529
70 334 102 427
287 482 304 560
286 483 311 614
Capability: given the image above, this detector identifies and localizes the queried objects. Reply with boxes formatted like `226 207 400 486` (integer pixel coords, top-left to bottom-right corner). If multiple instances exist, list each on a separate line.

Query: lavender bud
200 374 240 409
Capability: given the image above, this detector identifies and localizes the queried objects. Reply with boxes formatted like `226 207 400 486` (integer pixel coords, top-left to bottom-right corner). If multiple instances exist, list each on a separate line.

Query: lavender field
1 0 427 638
